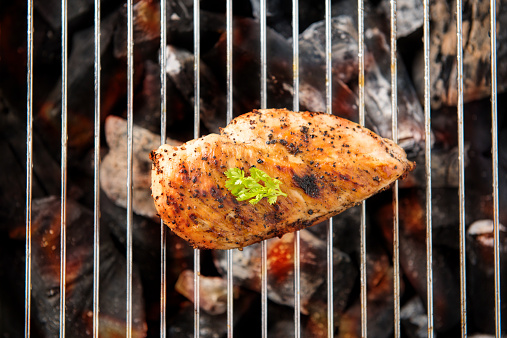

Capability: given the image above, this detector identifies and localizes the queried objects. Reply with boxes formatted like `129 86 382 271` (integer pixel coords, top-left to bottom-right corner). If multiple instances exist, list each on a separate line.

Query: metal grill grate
21 0 503 336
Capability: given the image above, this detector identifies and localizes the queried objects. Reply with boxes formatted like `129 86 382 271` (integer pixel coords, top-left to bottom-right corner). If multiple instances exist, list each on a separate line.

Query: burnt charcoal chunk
165 45 227 134
337 243 397 338
298 16 426 157
213 230 355 317
413 0 507 108
375 189 461 332
30 196 147 337
202 18 293 120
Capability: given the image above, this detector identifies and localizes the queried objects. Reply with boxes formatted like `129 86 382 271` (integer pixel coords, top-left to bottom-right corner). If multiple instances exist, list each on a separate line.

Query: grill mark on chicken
151 108 415 249
292 174 320 198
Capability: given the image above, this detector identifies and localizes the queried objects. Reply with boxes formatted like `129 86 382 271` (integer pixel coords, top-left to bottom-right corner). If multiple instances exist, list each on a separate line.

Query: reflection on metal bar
126 0 134 336
422 0 434 336
456 0 467 335
193 0 201 336
324 0 334 336
160 0 168 336
25 1 34 336
357 0 367 336
259 0 268 336
59 0 68 335
292 0 301 337
226 0 234 336
92 0 101 335
490 0 502 335
389 1 401 337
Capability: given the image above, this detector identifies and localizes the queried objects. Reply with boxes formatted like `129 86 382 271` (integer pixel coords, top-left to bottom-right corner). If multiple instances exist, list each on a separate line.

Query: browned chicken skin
150 109 415 249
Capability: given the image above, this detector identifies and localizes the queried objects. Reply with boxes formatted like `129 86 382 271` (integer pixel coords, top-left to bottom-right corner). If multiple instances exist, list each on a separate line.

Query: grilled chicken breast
151 109 415 249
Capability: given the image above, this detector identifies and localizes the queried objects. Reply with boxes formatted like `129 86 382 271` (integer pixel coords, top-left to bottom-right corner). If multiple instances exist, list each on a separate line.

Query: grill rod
226 0 235 336
259 0 269 335
357 0 368 335
490 0 502 335
126 0 135 335
25 0 34 336
325 0 334 336
291 1 302 336
193 0 202 336
92 0 101 335
59 0 69 335
423 0 435 335
389 0 401 336
456 0 468 335
159 0 168 336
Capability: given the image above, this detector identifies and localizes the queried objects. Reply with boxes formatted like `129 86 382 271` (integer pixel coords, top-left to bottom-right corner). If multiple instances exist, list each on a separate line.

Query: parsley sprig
224 167 287 205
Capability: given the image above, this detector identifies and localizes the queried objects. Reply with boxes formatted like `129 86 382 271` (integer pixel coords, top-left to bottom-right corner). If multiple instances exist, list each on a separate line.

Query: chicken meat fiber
150 109 415 249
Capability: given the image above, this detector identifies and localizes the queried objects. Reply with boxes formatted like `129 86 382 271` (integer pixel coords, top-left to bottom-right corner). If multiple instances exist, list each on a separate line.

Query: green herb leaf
224 167 287 205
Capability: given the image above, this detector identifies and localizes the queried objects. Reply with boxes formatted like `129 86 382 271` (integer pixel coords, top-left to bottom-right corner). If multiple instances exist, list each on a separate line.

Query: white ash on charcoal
27 196 147 337
175 270 233 315
168 291 258 338
101 115 181 218
377 0 424 38
297 16 426 158
126 58 197 139
213 230 356 316
250 0 364 39
467 219 507 336
413 0 507 109
337 242 400 338
164 45 228 134
400 297 430 338
298 16 361 118
363 28 426 157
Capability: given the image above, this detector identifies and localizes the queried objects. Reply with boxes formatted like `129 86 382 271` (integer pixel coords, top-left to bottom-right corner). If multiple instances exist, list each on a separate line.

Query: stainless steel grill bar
226 1 234 336
126 0 134 335
490 0 502 335
59 0 68 335
324 0 334 336
259 0 268 336
92 0 101 335
25 1 34 336
292 1 301 336
423 0 435 335
456 0 468 335
193 0 201 335
357 0 368 336
389 1 400 337
160 0 168 336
